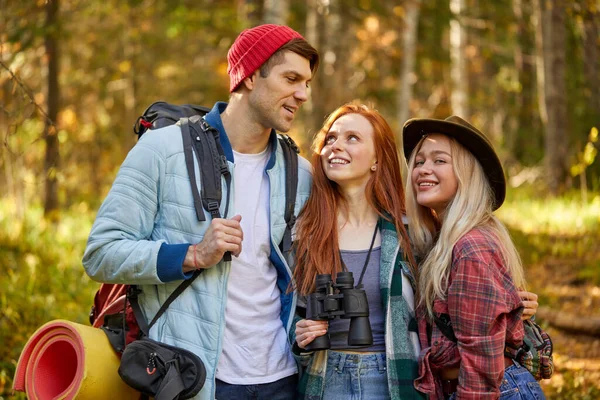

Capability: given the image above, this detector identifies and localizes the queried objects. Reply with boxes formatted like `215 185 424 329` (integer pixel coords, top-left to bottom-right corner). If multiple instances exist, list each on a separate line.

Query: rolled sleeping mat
13 319 139 400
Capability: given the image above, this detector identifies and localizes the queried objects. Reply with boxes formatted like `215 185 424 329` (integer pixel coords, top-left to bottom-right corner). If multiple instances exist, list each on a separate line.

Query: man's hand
519 290 539 320
183 215 243 272
295 319 328 349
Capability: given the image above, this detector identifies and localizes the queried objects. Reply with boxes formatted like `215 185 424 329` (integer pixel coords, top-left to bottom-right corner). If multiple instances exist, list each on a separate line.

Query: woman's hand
519 290 539 320
295 319 328 349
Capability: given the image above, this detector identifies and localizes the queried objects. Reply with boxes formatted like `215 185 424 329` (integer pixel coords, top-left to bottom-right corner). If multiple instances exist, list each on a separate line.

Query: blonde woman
403 117 545 399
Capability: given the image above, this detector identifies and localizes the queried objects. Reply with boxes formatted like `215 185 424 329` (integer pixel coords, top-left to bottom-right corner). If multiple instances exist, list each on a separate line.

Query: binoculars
305 272 372 351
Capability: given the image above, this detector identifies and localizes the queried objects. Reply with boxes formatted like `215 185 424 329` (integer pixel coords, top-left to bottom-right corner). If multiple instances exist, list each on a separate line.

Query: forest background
1 0 599 399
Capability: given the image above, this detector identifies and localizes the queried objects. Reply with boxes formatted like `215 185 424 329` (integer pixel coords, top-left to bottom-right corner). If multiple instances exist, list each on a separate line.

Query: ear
371 162 378 172
242 70 260 91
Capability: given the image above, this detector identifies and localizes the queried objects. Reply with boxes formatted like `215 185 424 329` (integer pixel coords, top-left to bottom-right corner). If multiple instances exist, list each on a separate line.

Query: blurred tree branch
0 58 57 142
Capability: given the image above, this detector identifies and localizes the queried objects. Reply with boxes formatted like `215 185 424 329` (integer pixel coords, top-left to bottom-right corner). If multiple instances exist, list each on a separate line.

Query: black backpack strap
128 270 204 337
181 119 206 222
434 313 457 343
189 116 232 262
155 359 185 400
278 134 299 255
190 116 231 221
181 116 232 262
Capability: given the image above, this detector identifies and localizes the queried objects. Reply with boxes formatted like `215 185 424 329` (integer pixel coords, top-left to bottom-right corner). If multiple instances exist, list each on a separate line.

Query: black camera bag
113 270 206 400
116 272 208 400
119 337 206 400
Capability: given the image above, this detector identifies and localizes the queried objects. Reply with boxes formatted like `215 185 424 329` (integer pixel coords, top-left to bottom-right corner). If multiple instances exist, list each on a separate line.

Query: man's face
247 51 312 133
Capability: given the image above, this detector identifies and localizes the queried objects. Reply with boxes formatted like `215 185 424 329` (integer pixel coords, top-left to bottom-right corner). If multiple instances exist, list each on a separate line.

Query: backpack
89 101 300 352
506 319 554 380
434 313 554 381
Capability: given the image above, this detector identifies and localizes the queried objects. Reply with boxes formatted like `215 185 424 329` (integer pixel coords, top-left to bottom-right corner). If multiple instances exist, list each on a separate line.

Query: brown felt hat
402 116 506 210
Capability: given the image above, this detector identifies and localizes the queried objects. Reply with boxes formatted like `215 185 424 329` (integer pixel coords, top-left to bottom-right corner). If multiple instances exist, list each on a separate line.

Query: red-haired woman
291 103 424 399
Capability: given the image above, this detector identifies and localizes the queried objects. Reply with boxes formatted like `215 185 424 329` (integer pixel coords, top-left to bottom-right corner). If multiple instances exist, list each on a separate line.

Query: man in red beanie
209 23 319 399
84 24 318 400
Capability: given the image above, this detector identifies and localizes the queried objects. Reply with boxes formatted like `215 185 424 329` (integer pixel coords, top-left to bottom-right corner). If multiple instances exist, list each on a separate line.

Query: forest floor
508 226 600 399
1 196 599 399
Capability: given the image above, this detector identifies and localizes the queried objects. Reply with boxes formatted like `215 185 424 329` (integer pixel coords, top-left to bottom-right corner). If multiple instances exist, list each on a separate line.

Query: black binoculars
305 271 372 351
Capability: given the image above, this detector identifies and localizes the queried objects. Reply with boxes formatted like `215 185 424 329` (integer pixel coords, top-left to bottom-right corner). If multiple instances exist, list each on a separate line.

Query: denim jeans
322 350 389 400
215 374 298 400
499 361 546 399
447 361 546 400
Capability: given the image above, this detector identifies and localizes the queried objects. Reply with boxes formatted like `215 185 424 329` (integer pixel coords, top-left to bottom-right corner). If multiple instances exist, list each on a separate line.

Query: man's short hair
259 38 319 79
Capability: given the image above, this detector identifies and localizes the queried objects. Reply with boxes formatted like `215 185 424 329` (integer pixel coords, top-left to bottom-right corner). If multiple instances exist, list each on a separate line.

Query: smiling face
246 51 312 133
411 133 458 215
320 113 377 190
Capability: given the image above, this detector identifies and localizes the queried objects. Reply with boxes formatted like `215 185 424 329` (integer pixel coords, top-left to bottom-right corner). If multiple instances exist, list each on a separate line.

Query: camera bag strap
341 221 380 289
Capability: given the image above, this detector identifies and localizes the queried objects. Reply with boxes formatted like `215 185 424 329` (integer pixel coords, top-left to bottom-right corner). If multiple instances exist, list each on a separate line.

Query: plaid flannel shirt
414 228 524 400
291 218 425 399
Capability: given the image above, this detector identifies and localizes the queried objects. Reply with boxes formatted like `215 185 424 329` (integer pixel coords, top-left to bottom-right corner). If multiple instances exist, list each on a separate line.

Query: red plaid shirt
414 228 524 400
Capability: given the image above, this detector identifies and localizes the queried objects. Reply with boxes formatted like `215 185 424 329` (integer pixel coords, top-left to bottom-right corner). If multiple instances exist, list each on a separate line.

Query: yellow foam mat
13 319 139 400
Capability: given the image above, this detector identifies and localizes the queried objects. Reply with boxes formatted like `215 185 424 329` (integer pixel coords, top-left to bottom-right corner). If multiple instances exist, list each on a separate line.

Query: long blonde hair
405 135 525 318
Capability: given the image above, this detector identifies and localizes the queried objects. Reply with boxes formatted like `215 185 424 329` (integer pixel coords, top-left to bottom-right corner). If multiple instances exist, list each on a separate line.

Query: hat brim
402 118 506 210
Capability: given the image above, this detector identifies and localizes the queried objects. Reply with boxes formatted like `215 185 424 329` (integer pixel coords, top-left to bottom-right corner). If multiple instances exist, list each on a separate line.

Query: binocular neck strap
341 221 380 289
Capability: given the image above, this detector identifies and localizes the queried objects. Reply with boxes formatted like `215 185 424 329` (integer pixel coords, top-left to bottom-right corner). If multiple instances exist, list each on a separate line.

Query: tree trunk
2 143 15 204
540 0 568 194
397 0 422 131
326 0 351 111
511 0 540 164
305 0 328 152
0 82 12 201
582 5 599 119
44 0 60 218
449 0 469 118
263 0 289 24
397 0 422 181
537 306 600 337
317 0 338 118
238 0 262 27
305 0 351 137
532 0 547 126
124 15 138 150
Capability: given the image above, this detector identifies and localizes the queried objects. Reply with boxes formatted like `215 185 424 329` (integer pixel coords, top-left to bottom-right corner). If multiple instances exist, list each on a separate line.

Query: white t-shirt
216 147 297 384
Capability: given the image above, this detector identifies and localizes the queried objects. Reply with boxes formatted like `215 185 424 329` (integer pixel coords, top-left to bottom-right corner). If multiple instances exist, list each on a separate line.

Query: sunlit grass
497 190 600 236
497 189 600 287
1 188 599 398
0 199 99 398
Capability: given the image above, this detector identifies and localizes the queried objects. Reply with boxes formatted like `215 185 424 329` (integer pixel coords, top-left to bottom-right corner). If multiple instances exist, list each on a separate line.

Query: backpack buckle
286 214 296 229
165 358 180 371
127 286 142 299
514 344 529 361
200 118 216 136
219 155 229 175
281 134 300 154
206 201 220 215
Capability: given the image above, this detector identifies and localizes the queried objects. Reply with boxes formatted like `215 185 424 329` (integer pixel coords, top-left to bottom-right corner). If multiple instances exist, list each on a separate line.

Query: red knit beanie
227 24 304 92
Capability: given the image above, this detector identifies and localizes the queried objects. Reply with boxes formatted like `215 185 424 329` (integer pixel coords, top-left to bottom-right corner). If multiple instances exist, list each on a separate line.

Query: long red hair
293 103 416 295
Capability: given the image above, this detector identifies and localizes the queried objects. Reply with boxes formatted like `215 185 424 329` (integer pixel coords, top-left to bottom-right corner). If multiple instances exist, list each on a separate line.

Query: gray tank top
328 247 385 352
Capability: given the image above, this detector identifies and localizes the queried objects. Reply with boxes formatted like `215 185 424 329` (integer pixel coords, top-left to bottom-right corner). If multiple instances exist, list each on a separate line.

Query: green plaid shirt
291 219 425 399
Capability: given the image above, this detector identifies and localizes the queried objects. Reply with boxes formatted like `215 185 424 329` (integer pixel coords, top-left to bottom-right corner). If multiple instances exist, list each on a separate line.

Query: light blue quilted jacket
83 102 312 399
